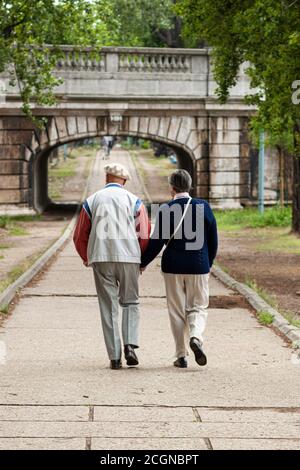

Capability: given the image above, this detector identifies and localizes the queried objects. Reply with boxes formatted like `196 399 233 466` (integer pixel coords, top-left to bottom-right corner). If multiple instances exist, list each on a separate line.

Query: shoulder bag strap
165 197 192 248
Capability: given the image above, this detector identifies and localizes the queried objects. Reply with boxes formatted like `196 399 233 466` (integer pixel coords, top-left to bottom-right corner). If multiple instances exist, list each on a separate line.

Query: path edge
212 265 300 348
0 214 77 309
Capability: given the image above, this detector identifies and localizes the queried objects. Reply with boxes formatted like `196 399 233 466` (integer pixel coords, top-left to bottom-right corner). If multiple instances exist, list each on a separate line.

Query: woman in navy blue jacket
141 170 218 368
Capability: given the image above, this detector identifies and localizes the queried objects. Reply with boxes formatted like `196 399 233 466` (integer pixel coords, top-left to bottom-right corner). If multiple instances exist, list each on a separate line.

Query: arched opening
30 132 196 213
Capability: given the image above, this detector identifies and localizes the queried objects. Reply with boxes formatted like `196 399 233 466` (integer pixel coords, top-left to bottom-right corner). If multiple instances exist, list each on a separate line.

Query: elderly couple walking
74 162 218 370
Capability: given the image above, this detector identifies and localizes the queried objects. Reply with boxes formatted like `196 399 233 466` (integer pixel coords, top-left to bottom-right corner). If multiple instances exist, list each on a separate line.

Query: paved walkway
0 149 300 450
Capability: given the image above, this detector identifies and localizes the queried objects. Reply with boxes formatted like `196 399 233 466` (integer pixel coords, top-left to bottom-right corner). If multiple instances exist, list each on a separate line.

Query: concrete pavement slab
91 437 208 450
197 408 300 423
23 246 232 298
0 405 88 422
1 420 300 439
0 437 85 450
0 421 206 438
2 297 100 330
1 286 300 408
1 149 300 449
23 268 96 296
93 406 196 422
211 438 300 450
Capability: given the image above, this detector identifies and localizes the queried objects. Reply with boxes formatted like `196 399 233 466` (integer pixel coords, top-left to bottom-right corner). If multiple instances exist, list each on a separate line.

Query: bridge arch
1 46 268 212
28 114 206 212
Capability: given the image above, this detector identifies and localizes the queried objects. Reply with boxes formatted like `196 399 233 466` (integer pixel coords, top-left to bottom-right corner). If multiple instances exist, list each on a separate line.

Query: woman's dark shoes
174 357 188 368
110 359 122 370
124 344 139 366
190 337 207 366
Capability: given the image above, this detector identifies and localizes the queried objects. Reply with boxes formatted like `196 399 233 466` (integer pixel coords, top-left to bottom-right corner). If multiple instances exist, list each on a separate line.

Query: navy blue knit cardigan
141 197 218 274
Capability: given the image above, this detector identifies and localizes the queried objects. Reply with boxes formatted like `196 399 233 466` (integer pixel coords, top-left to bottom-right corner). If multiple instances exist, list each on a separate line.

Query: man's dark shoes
174 357 188 368
124 345 139 366
110 359 122 370
190 337 207 366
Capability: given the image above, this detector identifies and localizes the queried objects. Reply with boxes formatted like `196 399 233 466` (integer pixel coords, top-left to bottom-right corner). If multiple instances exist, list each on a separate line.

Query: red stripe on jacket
73 208 91 264
135 203 151 254
74 201 150 264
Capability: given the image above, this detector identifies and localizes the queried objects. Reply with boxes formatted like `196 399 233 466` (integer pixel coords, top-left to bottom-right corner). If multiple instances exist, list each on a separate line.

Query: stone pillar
187 117 209 200
106 53 119 73
32 150 50 213
208 115 250 208
195 137 209 199
0 117 32 210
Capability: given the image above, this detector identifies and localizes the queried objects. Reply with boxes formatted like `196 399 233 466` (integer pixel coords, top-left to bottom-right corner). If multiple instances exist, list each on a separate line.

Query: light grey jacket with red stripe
73 183 150 265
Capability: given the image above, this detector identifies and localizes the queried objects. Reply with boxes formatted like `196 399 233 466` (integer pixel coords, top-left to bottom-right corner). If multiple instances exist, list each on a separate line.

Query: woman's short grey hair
168 169 192 193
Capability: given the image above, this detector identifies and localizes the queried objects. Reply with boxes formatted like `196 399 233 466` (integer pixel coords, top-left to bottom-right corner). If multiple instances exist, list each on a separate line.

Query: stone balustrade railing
1 45 252 101
118 51 191 73
42 46 207 74
55 48 105 71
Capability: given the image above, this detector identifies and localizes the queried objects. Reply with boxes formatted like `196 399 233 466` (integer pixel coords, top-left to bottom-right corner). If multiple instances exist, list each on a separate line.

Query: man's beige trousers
163 273 210 359
93 262 140 361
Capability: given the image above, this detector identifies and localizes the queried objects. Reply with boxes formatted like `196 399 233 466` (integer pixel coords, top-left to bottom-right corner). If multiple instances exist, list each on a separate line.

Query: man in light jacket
74 163 150 369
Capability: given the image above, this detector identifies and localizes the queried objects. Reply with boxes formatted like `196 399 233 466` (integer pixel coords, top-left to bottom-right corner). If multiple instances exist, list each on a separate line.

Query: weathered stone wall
0 117 33 206
0 112 287 212
207 116 249 208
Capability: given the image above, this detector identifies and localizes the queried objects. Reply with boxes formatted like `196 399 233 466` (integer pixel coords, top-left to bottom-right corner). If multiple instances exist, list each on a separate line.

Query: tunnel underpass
31 136 195 213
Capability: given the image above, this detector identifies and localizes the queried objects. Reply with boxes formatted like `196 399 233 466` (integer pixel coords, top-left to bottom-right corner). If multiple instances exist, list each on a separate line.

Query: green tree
0 1 119 118
176 0 300 233
108 0 174 47
107 0 198 48
0 0 183 120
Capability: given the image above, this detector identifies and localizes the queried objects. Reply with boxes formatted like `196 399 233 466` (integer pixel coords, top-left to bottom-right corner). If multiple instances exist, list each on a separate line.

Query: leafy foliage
107 0 174 47
176 0 300 232
0 1 115 119
0 0 178 119
177 0 300 142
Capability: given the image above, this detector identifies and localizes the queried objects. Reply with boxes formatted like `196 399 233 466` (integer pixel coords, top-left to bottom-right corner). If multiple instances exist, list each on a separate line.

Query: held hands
140 266 146 275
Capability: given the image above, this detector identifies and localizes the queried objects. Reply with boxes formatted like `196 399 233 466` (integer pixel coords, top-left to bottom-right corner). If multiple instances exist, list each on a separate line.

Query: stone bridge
0 46 271 212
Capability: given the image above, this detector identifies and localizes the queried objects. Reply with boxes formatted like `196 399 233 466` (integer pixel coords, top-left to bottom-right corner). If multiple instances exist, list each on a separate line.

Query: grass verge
257 311 274 325
0 255 40 295
130 149 175 180
0 243 11 250
0 304 9 316
49 154 77 200
256 230 300 254
215 206 292 231
282 312 300 328
245 278 279 310
244 276 300 328
0 215 41 237
48 145 96 201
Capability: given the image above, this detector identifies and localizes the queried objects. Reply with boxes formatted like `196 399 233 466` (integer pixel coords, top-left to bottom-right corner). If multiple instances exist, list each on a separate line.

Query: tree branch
1 17 28 38
155 28 169 43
